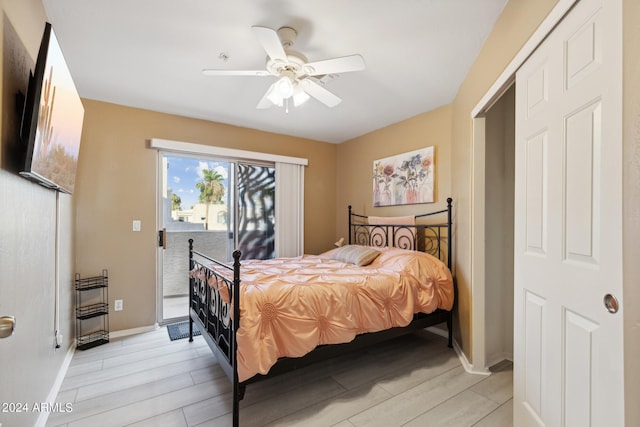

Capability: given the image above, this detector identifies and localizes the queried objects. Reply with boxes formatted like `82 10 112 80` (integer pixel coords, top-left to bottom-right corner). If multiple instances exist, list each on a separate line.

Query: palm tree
171 193 182 211
196 169 225 229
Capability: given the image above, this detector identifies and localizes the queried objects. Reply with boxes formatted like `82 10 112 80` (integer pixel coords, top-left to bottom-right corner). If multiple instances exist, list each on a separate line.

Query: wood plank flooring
46 327 512 427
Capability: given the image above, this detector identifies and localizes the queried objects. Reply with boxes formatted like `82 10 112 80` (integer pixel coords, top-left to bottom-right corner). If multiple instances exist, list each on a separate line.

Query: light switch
132 220 141 232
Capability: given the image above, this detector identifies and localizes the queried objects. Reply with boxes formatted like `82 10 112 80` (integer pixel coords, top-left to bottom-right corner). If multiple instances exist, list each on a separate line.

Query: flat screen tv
20 22 84 194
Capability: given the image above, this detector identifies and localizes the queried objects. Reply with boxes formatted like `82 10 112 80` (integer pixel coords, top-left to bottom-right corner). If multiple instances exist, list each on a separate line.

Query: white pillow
331 245 381 266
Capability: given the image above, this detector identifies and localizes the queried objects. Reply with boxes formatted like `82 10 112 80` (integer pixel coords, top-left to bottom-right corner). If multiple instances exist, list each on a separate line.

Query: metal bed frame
187 198 454 427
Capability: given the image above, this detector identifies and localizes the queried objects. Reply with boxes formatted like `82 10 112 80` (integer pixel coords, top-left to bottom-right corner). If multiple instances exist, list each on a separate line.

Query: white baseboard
425 326 491 376
109 324 159 339
35 340 76 427
452 339 491 376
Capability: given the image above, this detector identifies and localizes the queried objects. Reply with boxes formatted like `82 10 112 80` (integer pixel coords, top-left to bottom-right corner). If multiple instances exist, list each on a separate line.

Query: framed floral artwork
373 147 434 206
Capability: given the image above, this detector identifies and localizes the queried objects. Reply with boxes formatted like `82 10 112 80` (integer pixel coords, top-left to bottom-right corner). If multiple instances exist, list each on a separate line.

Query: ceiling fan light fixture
265 82 283 106
292 85 310 107
264 76 309 109
275 76 294 98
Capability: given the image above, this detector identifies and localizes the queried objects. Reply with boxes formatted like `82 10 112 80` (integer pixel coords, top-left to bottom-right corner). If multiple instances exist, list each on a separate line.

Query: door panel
523 291 545 419
564 101 601 264
524 131 547 255
563 309 598 426
514 0 623 425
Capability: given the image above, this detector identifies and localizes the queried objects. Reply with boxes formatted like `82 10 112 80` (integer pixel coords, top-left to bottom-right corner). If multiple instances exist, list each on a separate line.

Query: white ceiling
42 0 507 144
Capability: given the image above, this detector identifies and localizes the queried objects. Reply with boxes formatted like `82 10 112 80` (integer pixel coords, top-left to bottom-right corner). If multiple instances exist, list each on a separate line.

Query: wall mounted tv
20 22 84 194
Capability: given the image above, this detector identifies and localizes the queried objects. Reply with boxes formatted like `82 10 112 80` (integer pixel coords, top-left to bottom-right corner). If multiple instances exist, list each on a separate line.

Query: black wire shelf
75 275 109 291
75 269 109 350
77 330 109 351
76 303 109 320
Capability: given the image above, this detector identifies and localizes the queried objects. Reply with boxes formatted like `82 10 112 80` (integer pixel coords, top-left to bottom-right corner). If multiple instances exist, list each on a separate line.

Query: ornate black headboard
348 198 452 269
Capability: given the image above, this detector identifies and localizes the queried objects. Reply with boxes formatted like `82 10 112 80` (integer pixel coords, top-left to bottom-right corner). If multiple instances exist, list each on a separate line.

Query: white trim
110 324 159 339
156 153 163 325
469 0 578 372
471 0 579 118
470 118 487 373
425 327 491 376
35 341 76 427
454 339 491 376
149 138 308 166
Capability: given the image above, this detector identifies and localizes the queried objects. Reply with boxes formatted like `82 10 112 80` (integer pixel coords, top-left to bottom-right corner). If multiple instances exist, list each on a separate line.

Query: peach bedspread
217 247 453 382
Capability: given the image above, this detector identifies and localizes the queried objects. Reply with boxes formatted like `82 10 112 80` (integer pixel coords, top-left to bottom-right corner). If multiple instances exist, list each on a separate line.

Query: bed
187 198 454 427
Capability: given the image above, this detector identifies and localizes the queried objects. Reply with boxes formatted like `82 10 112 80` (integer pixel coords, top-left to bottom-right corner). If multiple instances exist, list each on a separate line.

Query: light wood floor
47 326 513 427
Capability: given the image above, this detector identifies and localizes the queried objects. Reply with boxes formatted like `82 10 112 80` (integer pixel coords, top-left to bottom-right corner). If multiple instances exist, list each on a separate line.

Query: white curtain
275 162 304 257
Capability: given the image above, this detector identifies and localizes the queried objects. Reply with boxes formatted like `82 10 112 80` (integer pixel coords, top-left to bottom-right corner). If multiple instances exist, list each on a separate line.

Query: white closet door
513 0 624 425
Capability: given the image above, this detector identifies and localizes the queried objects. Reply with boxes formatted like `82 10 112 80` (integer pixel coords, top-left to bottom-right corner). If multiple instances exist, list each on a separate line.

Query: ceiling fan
202 26 366 110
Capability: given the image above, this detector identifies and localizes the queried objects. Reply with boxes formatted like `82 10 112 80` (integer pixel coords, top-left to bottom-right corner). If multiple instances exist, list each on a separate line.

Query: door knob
603 294 620 314
0 315 16 338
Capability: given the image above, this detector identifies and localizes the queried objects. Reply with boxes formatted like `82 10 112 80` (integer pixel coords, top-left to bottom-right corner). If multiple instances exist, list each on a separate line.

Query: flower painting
373 147 434 206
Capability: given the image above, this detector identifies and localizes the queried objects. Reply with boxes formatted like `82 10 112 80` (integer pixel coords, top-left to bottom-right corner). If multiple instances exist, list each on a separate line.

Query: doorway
157 153 275 324
483 85 515 367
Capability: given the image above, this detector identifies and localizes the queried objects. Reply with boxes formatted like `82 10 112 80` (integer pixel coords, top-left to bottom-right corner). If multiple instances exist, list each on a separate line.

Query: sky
164 155 229 210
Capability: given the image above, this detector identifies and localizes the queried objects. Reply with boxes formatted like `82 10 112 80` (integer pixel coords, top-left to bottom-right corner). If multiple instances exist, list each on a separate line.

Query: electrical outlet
132 220 141 232
114 299 123 311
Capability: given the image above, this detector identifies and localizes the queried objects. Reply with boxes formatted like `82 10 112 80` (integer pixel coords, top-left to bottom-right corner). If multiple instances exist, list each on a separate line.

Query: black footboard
188 241 242 427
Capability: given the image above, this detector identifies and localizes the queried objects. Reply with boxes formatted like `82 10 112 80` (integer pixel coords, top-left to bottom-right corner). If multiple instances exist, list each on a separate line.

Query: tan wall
0 2 76 427
75 99 337 331
450 0 559 361
336 104 452 236
623 0 640 424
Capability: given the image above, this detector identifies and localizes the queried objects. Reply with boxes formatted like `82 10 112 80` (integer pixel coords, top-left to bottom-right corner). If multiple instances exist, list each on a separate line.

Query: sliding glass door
157 153 275 324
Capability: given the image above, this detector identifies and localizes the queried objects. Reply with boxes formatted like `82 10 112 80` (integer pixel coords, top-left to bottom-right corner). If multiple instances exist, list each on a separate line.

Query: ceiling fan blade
202 69 270 76
303 55 365 76
301 79 342 107
252 26 287 63
256 82 276 109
